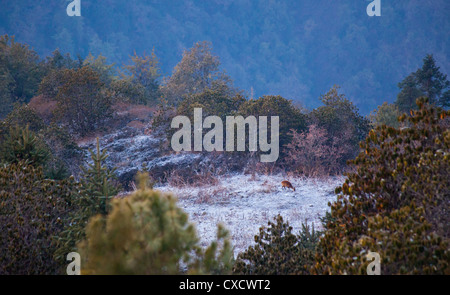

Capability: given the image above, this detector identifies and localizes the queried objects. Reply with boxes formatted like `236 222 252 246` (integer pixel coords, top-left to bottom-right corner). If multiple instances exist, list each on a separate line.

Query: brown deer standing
281 180 295 192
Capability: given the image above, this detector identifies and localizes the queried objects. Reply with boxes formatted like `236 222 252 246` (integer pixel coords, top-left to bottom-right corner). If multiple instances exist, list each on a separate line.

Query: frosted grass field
82 128 346 256
156 174 345 256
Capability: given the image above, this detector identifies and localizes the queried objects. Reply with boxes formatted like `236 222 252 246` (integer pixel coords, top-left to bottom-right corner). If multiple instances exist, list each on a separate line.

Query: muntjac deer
281 180 295 192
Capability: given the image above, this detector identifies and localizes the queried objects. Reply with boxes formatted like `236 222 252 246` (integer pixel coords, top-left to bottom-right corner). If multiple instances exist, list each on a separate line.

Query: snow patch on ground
155 173 345 256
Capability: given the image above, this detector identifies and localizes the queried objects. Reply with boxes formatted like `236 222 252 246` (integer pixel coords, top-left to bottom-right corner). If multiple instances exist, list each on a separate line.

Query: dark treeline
1 0 449 113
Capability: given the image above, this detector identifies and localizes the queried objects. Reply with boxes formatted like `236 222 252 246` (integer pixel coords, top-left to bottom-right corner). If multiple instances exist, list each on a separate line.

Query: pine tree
79 137 119 215
396 75 424 113
78 172 233 275
314 98 449 274
0 124 50 167
396 54 449 112
233 215 319 275
414 54 449 104
54 138 119 268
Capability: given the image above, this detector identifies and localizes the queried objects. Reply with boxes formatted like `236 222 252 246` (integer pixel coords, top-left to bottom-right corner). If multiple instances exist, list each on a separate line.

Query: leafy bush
177 82 245 119
314 98 449 275
162 41 234 106
78 173 234 275
3 103 45 132
0 162 78 274
108 78 148 105
308 86 371 164
238 95 307 154
0 34 43 117
83 53 116 85
369 102 402 129
120 50 162 104
233 215 319 275
39 66 113 136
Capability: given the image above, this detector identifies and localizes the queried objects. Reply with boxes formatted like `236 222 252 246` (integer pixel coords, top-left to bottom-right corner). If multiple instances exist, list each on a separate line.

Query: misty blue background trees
1 0 449 114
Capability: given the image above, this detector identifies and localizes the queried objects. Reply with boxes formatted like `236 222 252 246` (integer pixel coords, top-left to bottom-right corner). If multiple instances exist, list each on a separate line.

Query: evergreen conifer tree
0 124 50 167
78 172 233 275
54 138 120 268
79 138 119 215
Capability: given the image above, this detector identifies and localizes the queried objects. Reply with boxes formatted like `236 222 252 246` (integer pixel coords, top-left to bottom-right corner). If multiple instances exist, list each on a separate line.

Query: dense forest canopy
1 0 449 114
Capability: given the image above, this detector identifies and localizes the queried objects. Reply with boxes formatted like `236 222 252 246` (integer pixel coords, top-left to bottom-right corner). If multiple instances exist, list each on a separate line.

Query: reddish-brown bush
28 95 57 124
285 124 350 176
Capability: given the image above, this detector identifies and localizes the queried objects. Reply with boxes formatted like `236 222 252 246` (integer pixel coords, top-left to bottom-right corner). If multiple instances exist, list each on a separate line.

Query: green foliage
44 159 70 181
1 105 80 179
43 49 79 72
178 82 244 119
0 162 78 274
441 90 450 109
83 53 116 85
396 75 424 113
78 172 234 275
120 50 161 104
396 54 450 112
108 77 148 105
162 41 234 105
356 205 448 275
51 66 113 136
414 54 449 105
38 65 113 136
3 103 45 132
79 138 120 215
369 102 401 129
314 98 449 274
233 215 319 275
309 86 371 163
238 95 307 151
38 68 67 99
0 34 43 117
0 124 50 167
54 138 119 265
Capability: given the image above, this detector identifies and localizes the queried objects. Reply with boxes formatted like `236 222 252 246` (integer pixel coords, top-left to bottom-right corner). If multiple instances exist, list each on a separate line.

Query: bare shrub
285 124 349 176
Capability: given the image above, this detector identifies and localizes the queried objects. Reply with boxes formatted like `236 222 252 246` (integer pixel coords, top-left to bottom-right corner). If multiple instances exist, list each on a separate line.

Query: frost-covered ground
155 174 345 256
80 127 346 257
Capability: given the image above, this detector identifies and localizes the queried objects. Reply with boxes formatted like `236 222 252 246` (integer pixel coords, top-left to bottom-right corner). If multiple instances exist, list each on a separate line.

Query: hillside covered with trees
1 0 449 113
